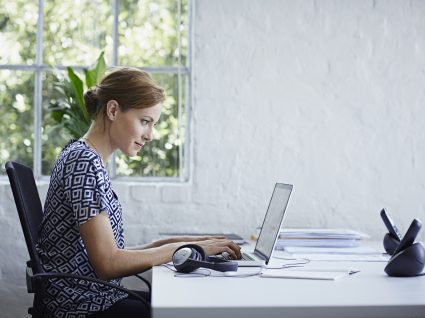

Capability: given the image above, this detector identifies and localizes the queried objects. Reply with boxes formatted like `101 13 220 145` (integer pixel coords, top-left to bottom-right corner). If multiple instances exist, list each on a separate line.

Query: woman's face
110 103 162 157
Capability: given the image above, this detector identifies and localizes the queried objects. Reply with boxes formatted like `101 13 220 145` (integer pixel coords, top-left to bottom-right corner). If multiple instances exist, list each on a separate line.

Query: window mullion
34 0 44 178
108 0 120 179
182 0 193 181
112 0 119 66
177 0 184 180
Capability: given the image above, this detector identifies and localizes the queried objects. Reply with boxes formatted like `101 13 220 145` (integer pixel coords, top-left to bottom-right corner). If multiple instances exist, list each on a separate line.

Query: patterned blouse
36 140 127 317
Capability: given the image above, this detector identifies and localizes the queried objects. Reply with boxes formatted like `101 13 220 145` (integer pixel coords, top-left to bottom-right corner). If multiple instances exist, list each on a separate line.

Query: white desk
152 249 425 318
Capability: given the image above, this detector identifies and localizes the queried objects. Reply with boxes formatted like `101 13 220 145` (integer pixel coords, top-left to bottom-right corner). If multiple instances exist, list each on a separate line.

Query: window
0 0 190 180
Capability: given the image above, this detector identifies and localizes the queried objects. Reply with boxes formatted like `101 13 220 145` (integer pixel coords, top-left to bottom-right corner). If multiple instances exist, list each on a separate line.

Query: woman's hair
83 67 165 119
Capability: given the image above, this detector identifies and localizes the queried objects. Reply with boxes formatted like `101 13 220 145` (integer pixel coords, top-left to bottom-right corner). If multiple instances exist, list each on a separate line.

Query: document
283 246 379 254
281 246 389 262
288 253 389 262
273 228 369 249
279 228 369 239
261 268 359 280
275 239 361 248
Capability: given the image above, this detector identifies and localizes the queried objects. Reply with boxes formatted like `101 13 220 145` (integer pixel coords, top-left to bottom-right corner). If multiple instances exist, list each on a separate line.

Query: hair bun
83 88 99 118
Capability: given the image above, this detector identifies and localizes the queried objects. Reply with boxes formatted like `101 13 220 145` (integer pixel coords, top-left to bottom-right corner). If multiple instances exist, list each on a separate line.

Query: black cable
133 273 151 292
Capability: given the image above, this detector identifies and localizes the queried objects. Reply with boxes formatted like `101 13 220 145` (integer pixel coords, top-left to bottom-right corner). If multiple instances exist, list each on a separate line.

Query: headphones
172 244 238 273
381 209 425 277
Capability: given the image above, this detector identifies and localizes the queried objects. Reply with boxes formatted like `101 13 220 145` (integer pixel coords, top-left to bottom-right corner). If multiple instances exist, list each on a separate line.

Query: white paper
261 268 356 280
283 246 381 255
289 253 389 262
279 228 370 239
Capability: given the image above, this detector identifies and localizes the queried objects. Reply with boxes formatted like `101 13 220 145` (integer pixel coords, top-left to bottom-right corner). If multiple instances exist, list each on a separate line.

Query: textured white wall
2 0 425 316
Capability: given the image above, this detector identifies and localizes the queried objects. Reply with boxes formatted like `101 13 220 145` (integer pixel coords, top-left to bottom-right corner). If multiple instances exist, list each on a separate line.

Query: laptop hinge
253 249 269 262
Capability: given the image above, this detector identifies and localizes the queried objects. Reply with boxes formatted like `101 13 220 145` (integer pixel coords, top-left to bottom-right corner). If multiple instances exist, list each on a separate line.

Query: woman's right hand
194 238 241 260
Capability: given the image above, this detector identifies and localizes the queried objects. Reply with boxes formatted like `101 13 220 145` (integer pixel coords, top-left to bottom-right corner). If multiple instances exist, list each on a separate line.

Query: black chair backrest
6 161 44 274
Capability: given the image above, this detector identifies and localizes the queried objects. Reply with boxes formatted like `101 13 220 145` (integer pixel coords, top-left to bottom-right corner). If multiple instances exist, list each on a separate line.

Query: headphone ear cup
172 244 207 273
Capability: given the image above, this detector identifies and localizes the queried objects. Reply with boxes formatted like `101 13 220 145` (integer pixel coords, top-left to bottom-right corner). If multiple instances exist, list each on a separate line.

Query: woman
37 67 241 317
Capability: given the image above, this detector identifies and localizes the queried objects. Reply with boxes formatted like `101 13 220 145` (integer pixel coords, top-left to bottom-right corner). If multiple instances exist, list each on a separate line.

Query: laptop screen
254 183 293 263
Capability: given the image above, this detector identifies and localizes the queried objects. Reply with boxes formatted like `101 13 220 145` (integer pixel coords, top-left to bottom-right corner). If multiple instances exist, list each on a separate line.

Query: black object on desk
383 218 425 277
380 208 402 255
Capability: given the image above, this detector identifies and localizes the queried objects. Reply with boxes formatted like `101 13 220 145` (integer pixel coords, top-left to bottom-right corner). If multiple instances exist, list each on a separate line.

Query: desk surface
152 248 425 318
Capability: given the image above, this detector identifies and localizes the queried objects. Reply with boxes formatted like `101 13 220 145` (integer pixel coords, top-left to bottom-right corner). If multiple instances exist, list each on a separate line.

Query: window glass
0 70 34 173
0 1 37 64
118 0 187 67
43 0 112 66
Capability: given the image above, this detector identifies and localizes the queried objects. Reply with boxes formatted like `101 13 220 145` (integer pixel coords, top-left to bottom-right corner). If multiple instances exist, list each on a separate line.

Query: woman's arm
80 212 240 281
127 235 226 250
80 212 179 280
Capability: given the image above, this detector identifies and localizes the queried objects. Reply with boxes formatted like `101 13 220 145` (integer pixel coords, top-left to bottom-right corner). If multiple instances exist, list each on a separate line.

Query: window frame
0 0 191 182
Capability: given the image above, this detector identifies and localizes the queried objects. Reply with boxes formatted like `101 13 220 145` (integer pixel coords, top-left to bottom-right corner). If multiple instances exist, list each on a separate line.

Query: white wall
2 0 425 316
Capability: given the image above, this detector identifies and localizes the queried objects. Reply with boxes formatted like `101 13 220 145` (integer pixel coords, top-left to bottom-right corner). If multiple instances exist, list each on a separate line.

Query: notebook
213 183 293 267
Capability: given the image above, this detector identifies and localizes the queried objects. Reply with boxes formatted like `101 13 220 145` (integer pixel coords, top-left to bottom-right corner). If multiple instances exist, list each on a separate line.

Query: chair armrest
27 264 151 293
32 272 150 309
26 266 34 293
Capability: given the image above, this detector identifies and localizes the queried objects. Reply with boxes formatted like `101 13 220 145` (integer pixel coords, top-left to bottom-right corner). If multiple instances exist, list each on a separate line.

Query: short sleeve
63 153 107 227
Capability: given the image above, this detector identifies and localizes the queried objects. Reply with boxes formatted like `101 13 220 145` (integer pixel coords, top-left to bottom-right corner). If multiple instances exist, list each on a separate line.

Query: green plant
48 52 106 138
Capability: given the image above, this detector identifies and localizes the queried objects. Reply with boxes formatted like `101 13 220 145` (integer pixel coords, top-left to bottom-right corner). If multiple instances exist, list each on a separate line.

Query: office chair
5 161 151 317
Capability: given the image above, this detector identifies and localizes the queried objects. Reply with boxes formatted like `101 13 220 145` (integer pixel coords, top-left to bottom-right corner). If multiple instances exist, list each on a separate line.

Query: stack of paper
281 246 389 262
274 228 369 249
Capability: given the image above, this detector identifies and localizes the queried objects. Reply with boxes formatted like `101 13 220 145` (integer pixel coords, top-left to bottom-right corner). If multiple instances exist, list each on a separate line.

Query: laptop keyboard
240 253 255 261
219 252 255 261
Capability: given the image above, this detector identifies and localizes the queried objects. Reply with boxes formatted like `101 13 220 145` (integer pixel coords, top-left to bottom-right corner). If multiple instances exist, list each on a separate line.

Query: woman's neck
81 123 113 166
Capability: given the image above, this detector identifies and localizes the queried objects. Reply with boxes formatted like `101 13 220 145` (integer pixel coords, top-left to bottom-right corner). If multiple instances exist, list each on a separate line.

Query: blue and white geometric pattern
36 140 127 317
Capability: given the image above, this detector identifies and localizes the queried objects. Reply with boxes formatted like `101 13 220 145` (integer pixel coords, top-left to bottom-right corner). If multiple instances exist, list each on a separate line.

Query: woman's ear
105 100 119 121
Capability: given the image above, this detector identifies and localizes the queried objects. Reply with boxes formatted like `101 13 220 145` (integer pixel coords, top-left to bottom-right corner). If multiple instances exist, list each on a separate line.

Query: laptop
213 183 293 267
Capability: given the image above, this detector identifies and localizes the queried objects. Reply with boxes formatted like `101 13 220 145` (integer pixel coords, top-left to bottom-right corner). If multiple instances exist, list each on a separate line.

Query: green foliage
48 52 106 139
0 71 34 173
85 54 106 88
